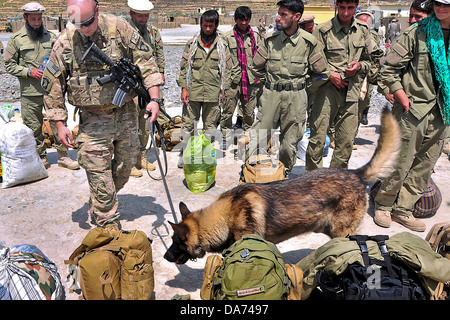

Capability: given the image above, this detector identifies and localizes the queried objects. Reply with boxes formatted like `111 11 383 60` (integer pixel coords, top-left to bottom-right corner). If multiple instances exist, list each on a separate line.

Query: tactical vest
65 15 134 109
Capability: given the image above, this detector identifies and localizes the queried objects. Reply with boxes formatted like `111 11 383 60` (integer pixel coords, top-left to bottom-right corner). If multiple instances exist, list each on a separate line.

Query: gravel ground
0 26 449 302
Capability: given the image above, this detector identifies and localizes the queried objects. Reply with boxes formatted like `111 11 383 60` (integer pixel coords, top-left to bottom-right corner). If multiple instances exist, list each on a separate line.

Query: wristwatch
150 98 164 106
27 68 32 77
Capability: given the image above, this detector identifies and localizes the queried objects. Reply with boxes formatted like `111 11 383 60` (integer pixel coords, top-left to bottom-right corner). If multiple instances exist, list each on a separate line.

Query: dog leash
147 116 179 224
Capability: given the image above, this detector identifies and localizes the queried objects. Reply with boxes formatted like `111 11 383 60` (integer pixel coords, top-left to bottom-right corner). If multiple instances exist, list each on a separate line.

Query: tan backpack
155 116 182 151
65 227 154 300
239 154 286 185
426 222 450 300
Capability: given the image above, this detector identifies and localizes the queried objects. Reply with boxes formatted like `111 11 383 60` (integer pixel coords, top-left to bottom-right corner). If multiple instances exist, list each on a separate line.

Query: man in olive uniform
305 0 372 171
4 2 79 170
220 6 263 144
373 0 449 232
42 0 163 229
177 10 237 166
128 0 168 177
247 0 330 177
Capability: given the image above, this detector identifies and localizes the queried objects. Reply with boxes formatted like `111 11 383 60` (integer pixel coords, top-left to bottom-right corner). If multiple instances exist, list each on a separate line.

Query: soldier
177 10 236 167
127 0 167 177
354 10 383 127
299 13 315 33
257 18 266 39
305 0 372 171
246 0 330 177
373 0 450 232
42 0 163 229
4 2 79 170
220 6 263 145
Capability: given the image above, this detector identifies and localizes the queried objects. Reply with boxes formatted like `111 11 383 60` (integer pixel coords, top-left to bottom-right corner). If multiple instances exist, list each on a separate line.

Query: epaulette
317 19 333 33
299 28 318 45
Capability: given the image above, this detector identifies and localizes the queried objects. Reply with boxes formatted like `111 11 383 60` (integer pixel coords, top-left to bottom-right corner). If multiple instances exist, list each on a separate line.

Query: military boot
136 151 156 171
130 166 143 177
40 155 50 169
392 213 426 232
374 209 391 228
57 150 80 170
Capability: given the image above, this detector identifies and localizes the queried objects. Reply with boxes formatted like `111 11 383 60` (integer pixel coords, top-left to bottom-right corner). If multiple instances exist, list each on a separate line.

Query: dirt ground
1 102 449 300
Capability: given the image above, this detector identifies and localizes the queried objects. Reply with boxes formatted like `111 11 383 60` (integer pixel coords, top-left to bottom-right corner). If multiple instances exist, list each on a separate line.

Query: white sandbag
0 122 48 188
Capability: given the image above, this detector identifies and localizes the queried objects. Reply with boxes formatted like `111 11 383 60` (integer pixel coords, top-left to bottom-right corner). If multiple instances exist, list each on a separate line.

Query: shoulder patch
131 30 140 45
45 59 60 76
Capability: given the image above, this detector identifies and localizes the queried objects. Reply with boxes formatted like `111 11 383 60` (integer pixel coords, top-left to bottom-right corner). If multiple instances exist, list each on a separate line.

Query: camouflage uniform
248 27 330 175
4 25 66 157
42 14 163 226
129 19 168 154
306 17 372 171
220 28 263 139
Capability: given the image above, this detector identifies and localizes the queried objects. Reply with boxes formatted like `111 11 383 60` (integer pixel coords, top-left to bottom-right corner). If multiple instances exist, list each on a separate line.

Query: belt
264 81 306 92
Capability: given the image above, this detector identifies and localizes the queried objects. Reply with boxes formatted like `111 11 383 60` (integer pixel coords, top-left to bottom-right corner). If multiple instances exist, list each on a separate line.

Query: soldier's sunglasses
71 5 98 28
433 0 450 7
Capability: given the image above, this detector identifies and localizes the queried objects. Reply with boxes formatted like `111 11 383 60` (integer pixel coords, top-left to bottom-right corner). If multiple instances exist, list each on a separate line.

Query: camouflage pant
21 95 66 156
77 101 139 226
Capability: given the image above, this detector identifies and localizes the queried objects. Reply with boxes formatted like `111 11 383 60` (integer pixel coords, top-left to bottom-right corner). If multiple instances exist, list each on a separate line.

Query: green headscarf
420 12 450 125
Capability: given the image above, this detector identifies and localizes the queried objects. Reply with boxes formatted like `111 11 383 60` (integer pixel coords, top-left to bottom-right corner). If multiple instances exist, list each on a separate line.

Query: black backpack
312 235 429 300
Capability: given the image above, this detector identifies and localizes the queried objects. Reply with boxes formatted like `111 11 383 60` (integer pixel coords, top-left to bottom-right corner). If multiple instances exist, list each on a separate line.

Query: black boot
233 116 244 130
361 109 369 125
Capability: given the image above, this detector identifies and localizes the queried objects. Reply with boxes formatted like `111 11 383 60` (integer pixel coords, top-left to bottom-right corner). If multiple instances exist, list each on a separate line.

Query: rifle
81 41 173 123
82 41 178 224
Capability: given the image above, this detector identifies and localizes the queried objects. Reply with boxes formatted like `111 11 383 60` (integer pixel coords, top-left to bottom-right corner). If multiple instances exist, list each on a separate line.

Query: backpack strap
348 235 371 268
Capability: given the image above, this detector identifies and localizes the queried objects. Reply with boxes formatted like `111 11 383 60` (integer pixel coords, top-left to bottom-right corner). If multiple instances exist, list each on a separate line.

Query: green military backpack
212 234 290 300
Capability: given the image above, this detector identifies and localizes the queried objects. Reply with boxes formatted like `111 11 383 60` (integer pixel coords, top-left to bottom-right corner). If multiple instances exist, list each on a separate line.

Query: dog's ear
168 221 187 241
179 202 191 219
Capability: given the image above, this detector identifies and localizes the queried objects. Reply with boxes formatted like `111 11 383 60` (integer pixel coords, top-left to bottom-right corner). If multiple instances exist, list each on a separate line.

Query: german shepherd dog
164 108 401 264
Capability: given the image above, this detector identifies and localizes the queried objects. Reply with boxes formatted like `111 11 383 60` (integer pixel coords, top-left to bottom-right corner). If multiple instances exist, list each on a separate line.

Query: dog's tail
356 106 401 183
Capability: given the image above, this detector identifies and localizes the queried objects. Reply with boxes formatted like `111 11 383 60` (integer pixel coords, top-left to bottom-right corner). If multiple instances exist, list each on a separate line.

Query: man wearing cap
372 0 450 232
4 2 79 170
42 0 163 229
246 0 329 178
306 0 372 171
127 0 165 177
299 13 315 33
